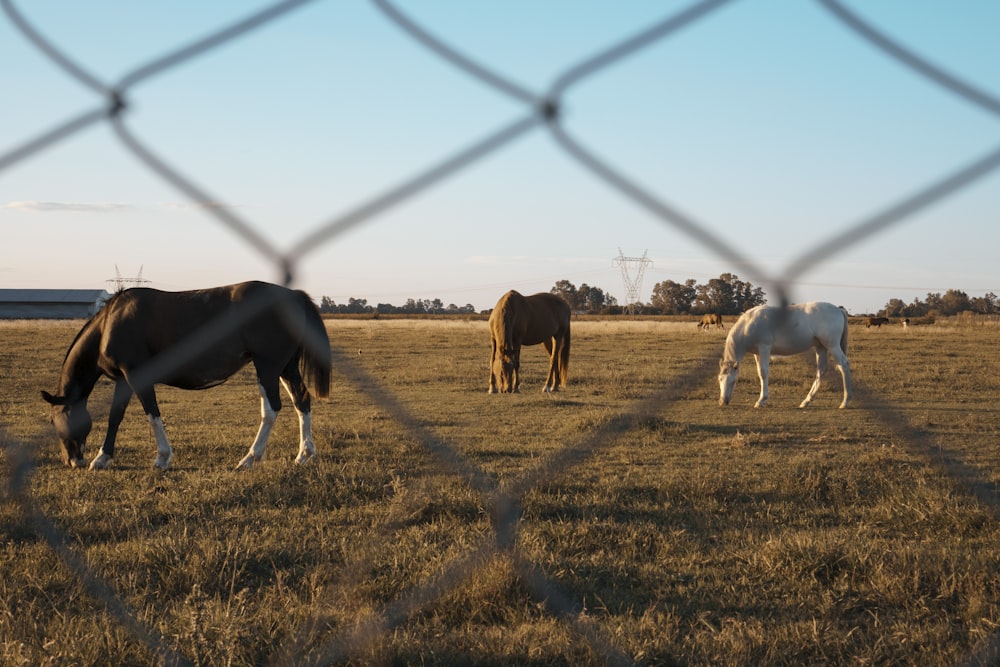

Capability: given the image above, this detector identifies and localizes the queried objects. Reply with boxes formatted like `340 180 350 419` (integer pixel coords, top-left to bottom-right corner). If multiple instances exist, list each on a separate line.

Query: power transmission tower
106 265 151 292
613 248 652 316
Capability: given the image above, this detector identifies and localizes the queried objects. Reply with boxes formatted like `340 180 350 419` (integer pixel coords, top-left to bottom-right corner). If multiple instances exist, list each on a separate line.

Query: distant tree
550 280 581 311
970 292 997 314
650 279 697 314
345 297 370 314
319 296 336 313
730 274 767 312
939 289 971 315
694 279 731 315
904 298 928 318
923 292 945 316
882 298 907 318
692 273 765 315
577 283 616 314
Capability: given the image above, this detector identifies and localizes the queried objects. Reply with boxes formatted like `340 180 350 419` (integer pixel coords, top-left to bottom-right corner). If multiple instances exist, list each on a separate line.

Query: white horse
718 302 852 408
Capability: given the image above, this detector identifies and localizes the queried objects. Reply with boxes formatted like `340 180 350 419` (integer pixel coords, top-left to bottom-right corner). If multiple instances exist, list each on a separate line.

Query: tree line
319 296 477 315
320 277 998 318
881 290 998 318
319 273 766 316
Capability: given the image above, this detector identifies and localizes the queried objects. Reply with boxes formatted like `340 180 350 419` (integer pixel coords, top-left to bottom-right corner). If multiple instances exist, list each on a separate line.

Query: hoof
294 450 315 465
235 454 257 470
69 457 87 469
89 453 113 470
153 453 173 470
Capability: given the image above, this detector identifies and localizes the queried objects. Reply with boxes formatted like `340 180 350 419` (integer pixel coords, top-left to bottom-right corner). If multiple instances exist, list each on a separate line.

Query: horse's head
718 359 739 406
40 391 91 468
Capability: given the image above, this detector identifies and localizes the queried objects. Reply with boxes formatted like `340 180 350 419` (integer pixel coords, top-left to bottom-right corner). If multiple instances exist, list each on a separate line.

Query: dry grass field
2 317 999 665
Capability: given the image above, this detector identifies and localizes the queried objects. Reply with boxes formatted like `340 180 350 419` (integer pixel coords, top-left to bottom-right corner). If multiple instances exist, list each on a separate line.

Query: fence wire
2 0 999 665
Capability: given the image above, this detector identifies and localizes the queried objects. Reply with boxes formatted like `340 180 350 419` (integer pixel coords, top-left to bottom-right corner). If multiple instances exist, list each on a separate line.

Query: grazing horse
718 302 852 409
866 316 890 329
488 290 570 393
697 313 725 330
41 281 331 470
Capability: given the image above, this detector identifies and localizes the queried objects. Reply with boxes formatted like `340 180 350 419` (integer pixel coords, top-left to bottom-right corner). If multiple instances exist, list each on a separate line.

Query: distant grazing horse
488 290 570 393
718 302 852 408
697 313 725 330
866 316 890 329
42 281 331 470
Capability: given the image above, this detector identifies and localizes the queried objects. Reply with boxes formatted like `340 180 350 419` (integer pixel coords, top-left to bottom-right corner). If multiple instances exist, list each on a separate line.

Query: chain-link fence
3 1 999 664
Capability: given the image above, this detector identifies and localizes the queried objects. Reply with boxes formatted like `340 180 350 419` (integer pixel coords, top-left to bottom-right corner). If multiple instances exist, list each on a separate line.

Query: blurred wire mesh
2 0 999 664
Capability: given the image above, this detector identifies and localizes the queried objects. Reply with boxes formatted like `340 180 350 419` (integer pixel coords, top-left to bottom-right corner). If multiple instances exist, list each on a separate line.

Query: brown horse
488 290 571 393
42 281 331 470
697 313 725 330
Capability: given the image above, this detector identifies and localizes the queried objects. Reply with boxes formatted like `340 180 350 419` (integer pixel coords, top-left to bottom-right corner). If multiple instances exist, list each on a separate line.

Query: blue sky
3 1 998 313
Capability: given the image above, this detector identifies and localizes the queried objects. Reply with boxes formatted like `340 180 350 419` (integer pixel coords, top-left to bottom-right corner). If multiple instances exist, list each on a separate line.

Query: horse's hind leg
542 339 558 393
560 331 570 388
237 379 281 470
753 351 770 408
130 381 173 470
280 362 316 464
830 348 852 409
800 349 827 408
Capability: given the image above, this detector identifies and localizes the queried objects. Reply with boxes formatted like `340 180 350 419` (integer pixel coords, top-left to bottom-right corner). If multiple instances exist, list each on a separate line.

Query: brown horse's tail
298 291 332 399
559 326 570 386
502 299 518 353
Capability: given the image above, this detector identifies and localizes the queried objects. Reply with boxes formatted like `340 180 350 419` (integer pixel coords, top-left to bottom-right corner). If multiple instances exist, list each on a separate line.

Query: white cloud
4 200 132 212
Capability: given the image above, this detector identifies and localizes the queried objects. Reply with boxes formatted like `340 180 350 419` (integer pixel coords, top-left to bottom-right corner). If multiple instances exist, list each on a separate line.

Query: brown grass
2 318 999 665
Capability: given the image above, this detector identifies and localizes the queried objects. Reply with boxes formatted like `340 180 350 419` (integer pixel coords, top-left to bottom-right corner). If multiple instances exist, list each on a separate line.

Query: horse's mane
60 294 117 365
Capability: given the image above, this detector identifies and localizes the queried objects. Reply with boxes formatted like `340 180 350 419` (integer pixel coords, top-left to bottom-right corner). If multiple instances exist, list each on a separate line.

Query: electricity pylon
613 249 652 316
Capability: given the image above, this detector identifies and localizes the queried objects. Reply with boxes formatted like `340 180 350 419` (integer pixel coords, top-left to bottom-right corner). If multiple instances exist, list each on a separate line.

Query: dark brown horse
42 281 331 470
488 290 570 393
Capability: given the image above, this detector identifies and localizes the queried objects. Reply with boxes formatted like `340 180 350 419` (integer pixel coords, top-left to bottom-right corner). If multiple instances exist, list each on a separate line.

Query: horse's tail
502 297 518 351
559 325 570 386
298 291 332 399
839 306 850 355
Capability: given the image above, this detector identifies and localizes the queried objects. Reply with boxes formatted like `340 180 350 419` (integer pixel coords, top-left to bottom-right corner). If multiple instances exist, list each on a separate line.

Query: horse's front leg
800 349 827 408
488 338 499 394
90 379 133 470
237 382 279 470
753 351 770 408
512 348 521 393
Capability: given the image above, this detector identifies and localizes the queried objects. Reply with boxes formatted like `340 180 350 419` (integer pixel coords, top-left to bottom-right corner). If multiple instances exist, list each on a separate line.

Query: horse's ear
41 390 65 406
